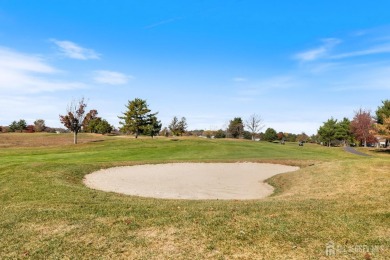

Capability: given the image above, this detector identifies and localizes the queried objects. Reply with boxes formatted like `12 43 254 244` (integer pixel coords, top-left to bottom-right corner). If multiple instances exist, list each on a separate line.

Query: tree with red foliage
82 109 99 132
350 108 376 147
59 98 89 144
25 125 35 133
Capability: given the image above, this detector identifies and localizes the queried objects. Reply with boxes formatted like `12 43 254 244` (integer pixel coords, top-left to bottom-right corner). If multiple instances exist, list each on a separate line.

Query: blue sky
1 1 390 135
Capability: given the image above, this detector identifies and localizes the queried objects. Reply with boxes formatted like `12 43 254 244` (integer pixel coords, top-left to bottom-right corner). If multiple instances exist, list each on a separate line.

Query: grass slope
0 133 389 259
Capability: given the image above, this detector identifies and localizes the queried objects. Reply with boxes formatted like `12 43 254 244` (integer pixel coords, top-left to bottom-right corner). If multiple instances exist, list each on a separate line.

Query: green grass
0 133 389 259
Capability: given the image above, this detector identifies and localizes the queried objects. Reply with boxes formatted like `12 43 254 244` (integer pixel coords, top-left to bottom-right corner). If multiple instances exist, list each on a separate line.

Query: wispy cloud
93 70 133 85
330 43 390 59
51 39 100 60
295 28 390 63
291 28 390 93
0 47 56 73
233 77 247 82
144 17 182 29
294 38 341 62
0 46 86 93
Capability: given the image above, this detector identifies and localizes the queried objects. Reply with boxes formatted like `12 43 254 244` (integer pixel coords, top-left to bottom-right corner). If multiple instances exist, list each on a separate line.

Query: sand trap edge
83 163 299 200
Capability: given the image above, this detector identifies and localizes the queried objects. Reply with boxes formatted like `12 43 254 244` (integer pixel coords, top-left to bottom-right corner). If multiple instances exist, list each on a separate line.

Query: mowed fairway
0 133 389 259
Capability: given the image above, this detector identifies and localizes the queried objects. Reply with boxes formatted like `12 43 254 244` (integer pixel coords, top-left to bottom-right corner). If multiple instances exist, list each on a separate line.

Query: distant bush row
0 119 68 133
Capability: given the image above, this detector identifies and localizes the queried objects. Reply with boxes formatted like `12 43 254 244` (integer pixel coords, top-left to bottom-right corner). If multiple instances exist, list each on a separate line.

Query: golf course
0 133 389 259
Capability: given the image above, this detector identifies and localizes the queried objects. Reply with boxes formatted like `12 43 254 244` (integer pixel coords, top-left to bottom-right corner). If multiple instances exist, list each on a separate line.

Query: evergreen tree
334 117 352 146
318 118 338 147
169 116 187 136
96 119 113 134
16 119 27 132
227 117 244 138
144 115 162 138
169 116 179 136
375 99 390 124
177 117 187 136
118 98 157 138
8 119 27 132
263 128 278 141
9 121 18 132
375 100 390 147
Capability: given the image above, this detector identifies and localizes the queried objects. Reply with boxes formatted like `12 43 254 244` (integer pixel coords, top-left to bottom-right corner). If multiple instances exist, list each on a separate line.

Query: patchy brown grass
0 132 107 148
0 134 389 259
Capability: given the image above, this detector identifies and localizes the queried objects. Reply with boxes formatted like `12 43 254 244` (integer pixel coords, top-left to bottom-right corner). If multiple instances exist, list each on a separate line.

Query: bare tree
245 114 265 140
34 119 46 132
59 98 88 144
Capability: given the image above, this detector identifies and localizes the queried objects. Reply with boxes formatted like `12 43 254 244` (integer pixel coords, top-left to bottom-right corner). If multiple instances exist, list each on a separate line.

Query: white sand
83 163 299 200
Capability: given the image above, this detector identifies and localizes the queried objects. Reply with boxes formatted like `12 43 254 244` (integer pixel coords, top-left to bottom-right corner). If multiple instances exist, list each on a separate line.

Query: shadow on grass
89 140 105 143
370 148 390 154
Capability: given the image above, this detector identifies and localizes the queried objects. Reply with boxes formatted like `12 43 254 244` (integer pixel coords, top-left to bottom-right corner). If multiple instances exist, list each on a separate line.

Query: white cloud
233 77 247 82
0 47 56 73
295 47 328 62
93 70 133 85
295 32 390 63
294 38 341 62
51 39 100 60
0 46 86 93
330 43 390 59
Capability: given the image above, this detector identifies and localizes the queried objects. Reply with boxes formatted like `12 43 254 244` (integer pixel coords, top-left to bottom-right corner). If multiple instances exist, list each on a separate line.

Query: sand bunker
84 163 299 200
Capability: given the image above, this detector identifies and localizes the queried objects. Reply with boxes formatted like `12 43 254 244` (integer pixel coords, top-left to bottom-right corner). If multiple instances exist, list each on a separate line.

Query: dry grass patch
22 222 79 238
1 134 389 259
0 133 107 148
268 159 390 201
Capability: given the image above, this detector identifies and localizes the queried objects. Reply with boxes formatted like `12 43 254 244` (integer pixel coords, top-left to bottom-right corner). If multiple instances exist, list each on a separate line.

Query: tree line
0 97 309 144
3 97 389 147
0 119 65 134
316 100 390 147
117 98 188 138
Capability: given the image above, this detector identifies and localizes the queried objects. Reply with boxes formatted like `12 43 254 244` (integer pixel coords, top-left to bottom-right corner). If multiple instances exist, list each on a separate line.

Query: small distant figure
281 138 285 145
299 141 304 146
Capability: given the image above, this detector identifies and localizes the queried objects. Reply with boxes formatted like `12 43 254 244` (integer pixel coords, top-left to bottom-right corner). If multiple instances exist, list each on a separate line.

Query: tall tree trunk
74 132 78 144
